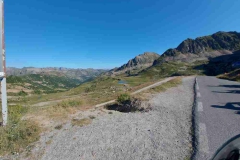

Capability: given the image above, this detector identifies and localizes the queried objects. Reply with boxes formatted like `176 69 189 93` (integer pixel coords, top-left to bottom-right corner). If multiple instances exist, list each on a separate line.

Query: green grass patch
0 105 40 156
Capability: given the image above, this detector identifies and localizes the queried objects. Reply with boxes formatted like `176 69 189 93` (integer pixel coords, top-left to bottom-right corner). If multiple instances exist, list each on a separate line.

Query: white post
0 0 7 126
1 77 7 126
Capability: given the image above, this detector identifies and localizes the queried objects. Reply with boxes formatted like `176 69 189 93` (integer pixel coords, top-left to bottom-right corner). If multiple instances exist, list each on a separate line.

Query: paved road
195 76 240 159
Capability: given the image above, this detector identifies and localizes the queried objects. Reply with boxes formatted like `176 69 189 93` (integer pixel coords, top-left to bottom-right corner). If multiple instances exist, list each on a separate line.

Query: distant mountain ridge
163 31 240 56
153 31 240 65
7 67 108 82
139 31 240 79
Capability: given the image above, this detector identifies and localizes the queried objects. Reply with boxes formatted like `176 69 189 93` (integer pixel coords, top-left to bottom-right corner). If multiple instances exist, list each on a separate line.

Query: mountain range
7 31 240 96
157 31 240 63
106 31 240 77
7 67 107 82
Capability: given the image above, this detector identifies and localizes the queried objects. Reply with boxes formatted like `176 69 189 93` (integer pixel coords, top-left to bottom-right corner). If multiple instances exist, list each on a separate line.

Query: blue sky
6 0 240 69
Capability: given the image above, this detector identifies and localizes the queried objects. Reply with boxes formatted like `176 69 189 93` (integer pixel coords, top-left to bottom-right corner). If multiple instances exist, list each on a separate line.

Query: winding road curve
194 76 240 159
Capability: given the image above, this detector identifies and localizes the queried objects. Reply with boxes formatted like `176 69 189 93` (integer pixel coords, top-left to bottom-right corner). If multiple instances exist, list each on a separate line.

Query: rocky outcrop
108 52 160 75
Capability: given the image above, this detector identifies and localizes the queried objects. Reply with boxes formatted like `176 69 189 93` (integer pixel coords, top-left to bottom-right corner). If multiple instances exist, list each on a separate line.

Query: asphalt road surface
195 76 240 159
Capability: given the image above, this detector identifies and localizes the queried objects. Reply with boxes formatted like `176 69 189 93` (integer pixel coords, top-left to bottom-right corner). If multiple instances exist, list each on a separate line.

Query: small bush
17 90 28 96
117 93 131 104
54 124 63 130
106 98 152 113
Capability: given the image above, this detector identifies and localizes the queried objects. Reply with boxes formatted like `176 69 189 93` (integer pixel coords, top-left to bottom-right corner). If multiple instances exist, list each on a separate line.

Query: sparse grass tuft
54 124 63 130
55 99 82 108
71 118 92 127
89 115 96 119
45 140 52 145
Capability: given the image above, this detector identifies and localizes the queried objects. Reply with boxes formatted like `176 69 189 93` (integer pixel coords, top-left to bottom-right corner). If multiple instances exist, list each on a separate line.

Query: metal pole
1 0 7 126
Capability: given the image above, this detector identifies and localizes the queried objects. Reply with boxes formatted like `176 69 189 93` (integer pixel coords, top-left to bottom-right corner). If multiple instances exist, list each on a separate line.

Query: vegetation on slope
217 69 240 82
7 74 82 95
140 61 205 79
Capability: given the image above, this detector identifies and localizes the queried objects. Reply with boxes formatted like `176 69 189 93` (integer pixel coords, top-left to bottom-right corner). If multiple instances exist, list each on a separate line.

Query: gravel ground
27 77 195 160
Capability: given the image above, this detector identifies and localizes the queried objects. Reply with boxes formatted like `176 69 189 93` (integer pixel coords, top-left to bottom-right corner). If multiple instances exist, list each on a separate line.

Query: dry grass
71 118 92 127
134 77 182 100
150 77 182 92
24 99 93 129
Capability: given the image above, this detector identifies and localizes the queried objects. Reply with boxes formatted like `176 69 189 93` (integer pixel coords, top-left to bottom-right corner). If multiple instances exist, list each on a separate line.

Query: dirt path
27 77 194 160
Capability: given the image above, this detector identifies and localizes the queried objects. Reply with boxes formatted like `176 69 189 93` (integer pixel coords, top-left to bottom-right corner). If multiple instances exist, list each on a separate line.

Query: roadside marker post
0 0 7 126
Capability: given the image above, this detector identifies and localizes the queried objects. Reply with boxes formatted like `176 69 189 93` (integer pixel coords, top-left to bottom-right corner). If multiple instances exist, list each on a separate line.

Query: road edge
191 77 200 160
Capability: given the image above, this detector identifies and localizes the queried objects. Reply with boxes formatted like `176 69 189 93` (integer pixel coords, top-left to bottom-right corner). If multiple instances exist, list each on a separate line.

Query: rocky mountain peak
162 31 240 57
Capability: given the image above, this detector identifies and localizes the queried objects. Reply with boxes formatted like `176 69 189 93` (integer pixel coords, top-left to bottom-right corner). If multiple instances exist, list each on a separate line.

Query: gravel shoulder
28 77 195 160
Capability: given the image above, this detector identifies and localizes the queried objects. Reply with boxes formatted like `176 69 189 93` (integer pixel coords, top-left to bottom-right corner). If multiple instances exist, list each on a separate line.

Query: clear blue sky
6 0 240 69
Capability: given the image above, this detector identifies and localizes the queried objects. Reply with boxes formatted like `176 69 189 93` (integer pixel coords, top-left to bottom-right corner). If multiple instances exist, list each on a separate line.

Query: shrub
33 89 41 95
106 98 152 113
54 124 63 130
17 90 28 96
117 93 131 104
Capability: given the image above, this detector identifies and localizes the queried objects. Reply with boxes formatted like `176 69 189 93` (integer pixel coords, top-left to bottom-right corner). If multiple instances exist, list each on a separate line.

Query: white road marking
197 92 201 97
199 123 210 154
198 102 203 112
196 83 199 90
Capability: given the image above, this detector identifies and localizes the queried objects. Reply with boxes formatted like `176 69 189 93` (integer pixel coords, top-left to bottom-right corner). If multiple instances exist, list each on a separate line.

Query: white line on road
198 102 203 112
199 123 210 154
196 83 199 90
197 92 201 97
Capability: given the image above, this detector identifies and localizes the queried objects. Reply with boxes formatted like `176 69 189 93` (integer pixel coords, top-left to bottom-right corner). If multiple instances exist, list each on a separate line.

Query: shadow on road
218 85 240 88
212 90 240 94
212 102 240 114
208 85 240 89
